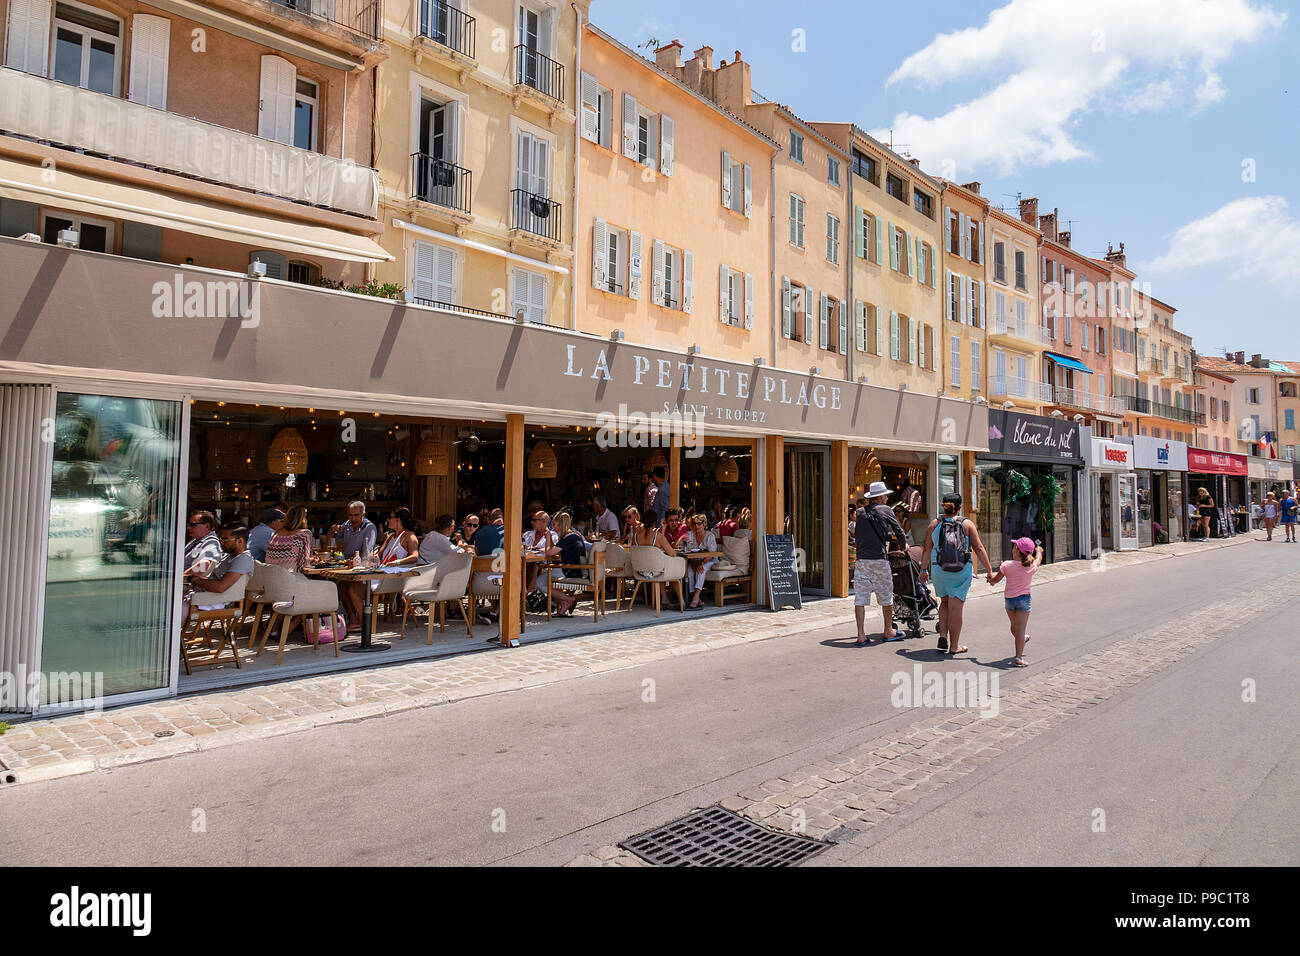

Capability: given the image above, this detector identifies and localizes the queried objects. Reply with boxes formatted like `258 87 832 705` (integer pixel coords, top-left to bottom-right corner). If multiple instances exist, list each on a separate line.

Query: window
913 188 933 219
512 267 547 324
411 240 456 305
893 226 908 275
784 281 807 341
721 153 750 216
579 73 613 149
53 2 121 95
41 211 112 253
634 105 658 168
969 277 981 328
1286 409 1296 430
293 78 318 151
948 272 961 322
826 214 840 265
1081 323 1089 350
1097 325 1106 354
885 171 906 202
1247 387 1260 404
920 243 933 286
951 336 961 388
993 241 1006 283
1223 400 1230 422
948 210 961 254
856 209 872 260
1014 249 1027 290
789 129 804 163
602 225 625 295
969 217 981 264
851 148 877 183
789 193 805 248
286 261 319 285
718 266 752 327
1063 314 1072 345
827 156 841 187
653 241 690 311
1064 268 1074 293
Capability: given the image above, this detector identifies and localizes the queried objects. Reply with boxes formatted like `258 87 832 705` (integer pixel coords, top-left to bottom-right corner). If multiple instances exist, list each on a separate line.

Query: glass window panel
87 36 116 93
293 100 314 150
54 28 83 86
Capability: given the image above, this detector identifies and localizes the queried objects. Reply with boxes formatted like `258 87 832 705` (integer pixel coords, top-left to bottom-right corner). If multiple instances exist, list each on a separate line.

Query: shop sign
1187 448 1247 476
1088 438 1131 469
1132 435 1188 471
984 409 1082 463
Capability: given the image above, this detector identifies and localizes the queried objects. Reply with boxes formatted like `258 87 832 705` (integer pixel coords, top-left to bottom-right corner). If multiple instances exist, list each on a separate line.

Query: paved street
3 538 1298 866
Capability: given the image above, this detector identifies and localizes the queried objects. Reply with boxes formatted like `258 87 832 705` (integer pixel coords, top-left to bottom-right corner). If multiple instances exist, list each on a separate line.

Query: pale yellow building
938 180 989 402
372 0 589 325
984 200 1047 413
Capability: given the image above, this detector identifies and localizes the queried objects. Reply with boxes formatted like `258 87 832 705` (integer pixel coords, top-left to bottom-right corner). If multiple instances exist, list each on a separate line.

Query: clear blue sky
590 0 1297 360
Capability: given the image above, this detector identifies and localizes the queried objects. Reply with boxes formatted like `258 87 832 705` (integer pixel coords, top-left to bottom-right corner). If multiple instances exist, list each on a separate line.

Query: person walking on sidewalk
1281 490 1299 543
987 537 1043 667
1263 492 1278 541
853 482 909 645
919 493 993 656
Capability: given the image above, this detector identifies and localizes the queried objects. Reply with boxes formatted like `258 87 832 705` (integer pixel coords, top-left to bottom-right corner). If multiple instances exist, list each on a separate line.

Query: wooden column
668 440 681 510
830 439 849 597
500 413 525 647
765 435 784 534
962 449 979 521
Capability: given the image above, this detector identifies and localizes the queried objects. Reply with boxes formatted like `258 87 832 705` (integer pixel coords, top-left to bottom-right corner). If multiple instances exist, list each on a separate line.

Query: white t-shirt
418 530 458 564
523 529 558 551
594 508 620 537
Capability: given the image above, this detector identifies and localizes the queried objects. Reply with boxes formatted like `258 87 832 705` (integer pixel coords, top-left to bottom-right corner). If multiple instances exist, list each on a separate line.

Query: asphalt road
3 539 1298 866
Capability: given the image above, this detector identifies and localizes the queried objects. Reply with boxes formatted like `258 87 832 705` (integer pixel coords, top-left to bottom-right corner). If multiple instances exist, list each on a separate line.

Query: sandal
948 645 969 654
1013 656 1029 667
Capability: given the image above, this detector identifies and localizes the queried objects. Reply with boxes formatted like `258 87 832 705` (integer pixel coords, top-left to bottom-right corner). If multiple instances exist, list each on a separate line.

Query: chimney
1019 197 1038 226
1039 209 1059 243
1234 351 1245 364
680 45 714 97
1250 354 1266 368
1058 230 1071 248
714 49 752 111
1104 241 1127 269
693 45 713 71
655 39 683 73
908 157 921 167
961 181 981 195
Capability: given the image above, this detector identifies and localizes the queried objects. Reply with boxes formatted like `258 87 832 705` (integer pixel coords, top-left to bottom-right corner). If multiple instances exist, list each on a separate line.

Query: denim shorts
1005 594 1032 613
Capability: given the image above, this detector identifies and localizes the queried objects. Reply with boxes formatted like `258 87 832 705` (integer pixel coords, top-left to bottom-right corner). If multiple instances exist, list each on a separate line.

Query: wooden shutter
743 273 754 330
960 276 968 325
889 311 899 360
930 245 938 287
781 277 793 338
743 164 753 218
682 251 694 313
258 55 296 144
511 267 530 320
651 239 665 304
628 230 642 298
854 206 865 258
874 215 884 264
905 229 914 276
719 264 730 323
720 151 732 209
591 218 608 288
622 93 637 158
659 114 674 176
579 72 599 142
129 14 170 110
5 0 51 76
838 299 848 355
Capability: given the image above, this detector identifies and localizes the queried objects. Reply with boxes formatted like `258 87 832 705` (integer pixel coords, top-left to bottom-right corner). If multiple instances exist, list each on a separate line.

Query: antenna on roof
637 36 660 51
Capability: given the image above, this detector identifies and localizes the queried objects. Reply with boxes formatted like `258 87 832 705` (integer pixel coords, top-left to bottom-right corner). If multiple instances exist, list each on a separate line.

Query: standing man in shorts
1281 489 1299 543
853 482 909 645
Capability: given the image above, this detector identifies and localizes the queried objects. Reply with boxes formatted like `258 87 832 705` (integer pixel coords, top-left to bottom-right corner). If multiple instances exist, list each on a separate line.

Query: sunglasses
187 521 208 528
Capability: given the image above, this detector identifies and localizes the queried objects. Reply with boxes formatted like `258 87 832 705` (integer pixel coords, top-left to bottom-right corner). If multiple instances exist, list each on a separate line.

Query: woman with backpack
919 493 994 656
987 537 1043 667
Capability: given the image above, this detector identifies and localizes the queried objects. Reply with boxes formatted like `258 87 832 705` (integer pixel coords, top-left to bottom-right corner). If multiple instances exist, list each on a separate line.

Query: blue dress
930 518 974 601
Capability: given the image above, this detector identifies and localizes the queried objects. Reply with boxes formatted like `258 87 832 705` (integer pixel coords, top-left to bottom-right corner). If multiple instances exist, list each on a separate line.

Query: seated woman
621 505 643 546
377 508 422 567
264 505 314 573
548 512 587 616
682 513 719 609
631 510 687 612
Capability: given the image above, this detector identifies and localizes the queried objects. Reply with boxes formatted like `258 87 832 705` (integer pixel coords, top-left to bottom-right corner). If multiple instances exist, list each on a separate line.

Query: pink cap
1012 537 1036 555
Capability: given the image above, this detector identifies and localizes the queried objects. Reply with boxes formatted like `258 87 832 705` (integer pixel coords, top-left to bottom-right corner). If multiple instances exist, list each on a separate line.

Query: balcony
514 46 565 104
1137 355 1166 379
991 376 1052 402
268 0 384 42
0 67 378 218
989 316 1052 346
411 153 471 215
1051 386 1127 416
417 0 476 58
1123 396 1206 426
511 188 562 243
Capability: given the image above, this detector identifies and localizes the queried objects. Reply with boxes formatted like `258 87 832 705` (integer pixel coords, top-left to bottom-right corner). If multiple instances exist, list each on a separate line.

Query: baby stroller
888 547 938 641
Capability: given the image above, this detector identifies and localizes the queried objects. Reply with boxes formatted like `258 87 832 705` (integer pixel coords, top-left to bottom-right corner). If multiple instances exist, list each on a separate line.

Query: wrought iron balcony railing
511 188 562 242
418 0 476 58
272 0 383 42
514 45 565 103
411 153 471 214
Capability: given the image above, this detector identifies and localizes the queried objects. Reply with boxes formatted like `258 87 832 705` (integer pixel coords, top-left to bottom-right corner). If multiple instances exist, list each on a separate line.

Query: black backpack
935 516 971 572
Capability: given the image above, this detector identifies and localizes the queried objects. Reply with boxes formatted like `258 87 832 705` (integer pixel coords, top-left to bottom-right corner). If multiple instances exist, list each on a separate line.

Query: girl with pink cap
986 537 1043 667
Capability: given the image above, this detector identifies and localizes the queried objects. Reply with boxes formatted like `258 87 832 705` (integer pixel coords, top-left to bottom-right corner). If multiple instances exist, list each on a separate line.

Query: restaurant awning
1044 351 1093 374
0 157 392 264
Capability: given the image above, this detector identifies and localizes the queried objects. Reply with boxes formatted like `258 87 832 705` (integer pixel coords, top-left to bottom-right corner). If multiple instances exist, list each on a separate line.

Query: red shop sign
1187 448 1247 476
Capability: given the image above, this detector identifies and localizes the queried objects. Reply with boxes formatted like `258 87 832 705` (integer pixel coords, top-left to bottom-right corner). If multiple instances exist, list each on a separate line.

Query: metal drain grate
619 806 829 867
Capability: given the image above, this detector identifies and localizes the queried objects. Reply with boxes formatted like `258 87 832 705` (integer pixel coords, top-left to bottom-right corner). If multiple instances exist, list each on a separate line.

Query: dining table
303 564 416 652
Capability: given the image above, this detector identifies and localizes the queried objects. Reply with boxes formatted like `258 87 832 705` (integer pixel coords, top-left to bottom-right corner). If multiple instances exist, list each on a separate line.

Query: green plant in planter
1030 473 1065 533
315 277 405 300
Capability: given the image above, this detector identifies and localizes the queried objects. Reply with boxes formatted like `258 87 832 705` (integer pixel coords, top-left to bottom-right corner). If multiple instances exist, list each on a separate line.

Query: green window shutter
874 215 884 264
888 223 899 271
854 205 865 258
889 310 899 360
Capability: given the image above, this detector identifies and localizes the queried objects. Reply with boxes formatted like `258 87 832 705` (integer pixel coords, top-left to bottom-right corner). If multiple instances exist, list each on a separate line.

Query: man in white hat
853 481 908 645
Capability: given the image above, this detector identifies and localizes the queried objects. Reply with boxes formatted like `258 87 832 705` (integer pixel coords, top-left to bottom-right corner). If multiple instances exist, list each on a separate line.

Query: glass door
784 446 827 593
1118 473 1139 550
40 393 183 704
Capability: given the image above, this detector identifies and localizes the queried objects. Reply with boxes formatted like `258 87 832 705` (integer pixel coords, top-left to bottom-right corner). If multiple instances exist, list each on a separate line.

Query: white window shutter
977 281 985 328
874 215 884 264
129 14 170 110
743 273 754 330
720 151 732 209
945 269 953 321
931 325 939 372
682 251 694 313
875 306 884 356
580 72 599 143
435 246 455 301
5 0 51 76
930 246 938 288
905 230 914 278
622 93 638 158
961 213 971 260
854 300 865 352
805 285 816 342
719 264 729 324
838 299 848 355
961 277 968 325
743 164 753 218
659 115 674 177
628 230 643 298
781 277 792 338
908 316 917 365
914 236 923 282
258 55 295 145
889 311 899 360
651 238 665 303
819 293 830 348
978 221 985 264
944 205 953 253
411 242 435 300
591 218 608 288
511 267 528 319
530 271 547 323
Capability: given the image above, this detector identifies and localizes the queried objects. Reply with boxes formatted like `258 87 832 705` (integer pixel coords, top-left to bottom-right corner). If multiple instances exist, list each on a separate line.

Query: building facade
938 180 989 403
984 200 1046 414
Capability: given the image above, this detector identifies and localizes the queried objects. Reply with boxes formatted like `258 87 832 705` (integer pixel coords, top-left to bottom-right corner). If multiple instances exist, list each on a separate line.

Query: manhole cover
619 806 829 867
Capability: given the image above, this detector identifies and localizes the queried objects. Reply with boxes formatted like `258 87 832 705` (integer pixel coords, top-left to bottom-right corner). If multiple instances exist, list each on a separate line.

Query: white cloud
873 0 1284 177
1143 196 1300 294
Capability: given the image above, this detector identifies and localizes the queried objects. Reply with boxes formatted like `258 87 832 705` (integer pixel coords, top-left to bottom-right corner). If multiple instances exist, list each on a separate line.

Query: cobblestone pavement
567 547 1292 867
0 535 1252 788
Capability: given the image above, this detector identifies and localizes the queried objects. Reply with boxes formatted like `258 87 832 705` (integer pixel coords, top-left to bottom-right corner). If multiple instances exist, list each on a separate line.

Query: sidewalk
0 534 1253 788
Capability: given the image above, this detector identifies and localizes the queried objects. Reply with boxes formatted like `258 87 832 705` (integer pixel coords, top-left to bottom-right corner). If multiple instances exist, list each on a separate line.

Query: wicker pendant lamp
527 440 557 479
853 450 882 488
414 438 449 476
268 427 309 475
645 448 668 472
715 455 739 483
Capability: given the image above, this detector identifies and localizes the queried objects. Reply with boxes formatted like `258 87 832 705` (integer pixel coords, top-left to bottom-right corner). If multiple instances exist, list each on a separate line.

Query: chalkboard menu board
763 534 802 611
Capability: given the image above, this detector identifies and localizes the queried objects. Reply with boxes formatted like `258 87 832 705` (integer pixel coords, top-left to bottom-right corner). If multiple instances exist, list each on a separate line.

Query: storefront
1083 434 1138 555
1186 448 1248 538
847 447 935 550
1 239 988 713
975 409 1084 566
1129 436 1188 546
1247 456 1288 530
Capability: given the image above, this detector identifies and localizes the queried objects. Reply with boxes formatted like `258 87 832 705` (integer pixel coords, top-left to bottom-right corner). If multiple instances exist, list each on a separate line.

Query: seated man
419 514 464 564
185 524 253 620
664 509 689 547
183 510 223 577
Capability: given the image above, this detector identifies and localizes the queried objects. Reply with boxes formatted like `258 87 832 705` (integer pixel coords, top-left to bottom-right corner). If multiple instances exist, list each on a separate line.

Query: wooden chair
181 575 248 674
550 549 607 621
